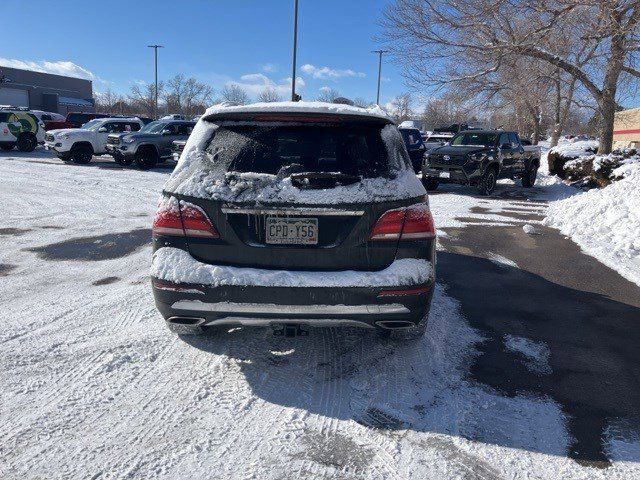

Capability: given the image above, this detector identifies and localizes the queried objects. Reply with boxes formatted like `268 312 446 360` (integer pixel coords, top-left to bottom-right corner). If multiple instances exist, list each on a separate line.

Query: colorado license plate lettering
266 217 318 245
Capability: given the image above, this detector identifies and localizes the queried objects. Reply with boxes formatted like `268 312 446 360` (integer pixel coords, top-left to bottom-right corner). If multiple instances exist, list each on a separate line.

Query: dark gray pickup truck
106 120 195 169
421 130 541 195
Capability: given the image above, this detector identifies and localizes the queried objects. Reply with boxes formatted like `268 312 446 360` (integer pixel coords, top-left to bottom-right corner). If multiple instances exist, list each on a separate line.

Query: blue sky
1 0 405 105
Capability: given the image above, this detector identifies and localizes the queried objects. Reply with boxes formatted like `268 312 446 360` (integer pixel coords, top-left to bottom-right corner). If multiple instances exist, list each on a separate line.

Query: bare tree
129 82 164 118
221 84 249 105
164 74 214 117
353 97 371 108
386 93 413 123
257 87 282 103
421 93 475 130
94 89 125 115
380 0 640 153
316 88 341 102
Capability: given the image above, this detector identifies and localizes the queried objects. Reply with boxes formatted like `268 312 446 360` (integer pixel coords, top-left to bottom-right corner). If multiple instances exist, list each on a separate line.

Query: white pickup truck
44 117 143 163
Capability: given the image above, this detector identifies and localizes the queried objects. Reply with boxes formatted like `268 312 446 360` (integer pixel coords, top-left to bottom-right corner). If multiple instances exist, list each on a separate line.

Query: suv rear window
205 124 389 178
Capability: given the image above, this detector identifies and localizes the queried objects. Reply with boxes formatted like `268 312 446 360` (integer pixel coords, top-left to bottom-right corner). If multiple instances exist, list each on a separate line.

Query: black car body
399 127 427 173
422 130 541 195
151 103 436 339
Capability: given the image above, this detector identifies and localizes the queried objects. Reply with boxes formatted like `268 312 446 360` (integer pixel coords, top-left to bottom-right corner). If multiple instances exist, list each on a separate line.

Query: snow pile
545 168 640 285
152 247 434 288
548 139 599 158
610 154 640 179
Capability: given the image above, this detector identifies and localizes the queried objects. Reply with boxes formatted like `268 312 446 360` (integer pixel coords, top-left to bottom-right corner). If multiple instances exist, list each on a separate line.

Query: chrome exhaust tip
166 316 206 335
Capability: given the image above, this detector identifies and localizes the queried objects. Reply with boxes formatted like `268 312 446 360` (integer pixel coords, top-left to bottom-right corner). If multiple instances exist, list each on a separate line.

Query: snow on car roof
203 101 392 122
94 117 143 123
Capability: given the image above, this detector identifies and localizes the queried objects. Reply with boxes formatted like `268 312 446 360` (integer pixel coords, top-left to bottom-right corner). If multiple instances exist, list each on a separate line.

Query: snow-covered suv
44 118 143 163
151 102 436 340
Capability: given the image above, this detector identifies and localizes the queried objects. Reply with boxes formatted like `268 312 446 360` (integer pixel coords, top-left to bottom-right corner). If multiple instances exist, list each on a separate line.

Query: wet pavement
438 206 640 466
28 229 152 261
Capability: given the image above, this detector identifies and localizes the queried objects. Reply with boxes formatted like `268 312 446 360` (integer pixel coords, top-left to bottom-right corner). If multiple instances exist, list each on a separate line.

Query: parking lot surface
1 151 639 479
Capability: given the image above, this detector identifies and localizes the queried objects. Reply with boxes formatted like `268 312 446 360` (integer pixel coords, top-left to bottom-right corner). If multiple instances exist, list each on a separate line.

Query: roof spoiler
202 111 392 125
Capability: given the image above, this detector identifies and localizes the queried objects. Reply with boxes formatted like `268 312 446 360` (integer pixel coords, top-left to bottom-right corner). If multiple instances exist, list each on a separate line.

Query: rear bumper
151 246 435 330
153 281 434 330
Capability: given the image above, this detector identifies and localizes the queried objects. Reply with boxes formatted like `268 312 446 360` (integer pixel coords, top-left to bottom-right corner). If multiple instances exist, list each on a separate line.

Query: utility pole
291 0 300 101
147 45 164 118
372 50 388 105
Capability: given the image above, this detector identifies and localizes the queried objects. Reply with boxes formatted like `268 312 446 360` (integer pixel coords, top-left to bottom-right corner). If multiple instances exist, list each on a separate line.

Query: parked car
31 110 66 126
106 120 195 169
161 114 187 120
172 139 186 162
399 127 427 173
423 133 454 152
135 116 155 125
422 130 541 195
0 110 45 152
43 112 114 131
151 102 436 340
44 117 143 163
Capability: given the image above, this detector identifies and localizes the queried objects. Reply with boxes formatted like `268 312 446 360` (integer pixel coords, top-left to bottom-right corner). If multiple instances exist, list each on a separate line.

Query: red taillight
368 203 436 241
368 208 406 241
252 114 341 123
401 204 436 240
152 200 184 236
377 285 432 296
180 204 219 238
152 199 219 238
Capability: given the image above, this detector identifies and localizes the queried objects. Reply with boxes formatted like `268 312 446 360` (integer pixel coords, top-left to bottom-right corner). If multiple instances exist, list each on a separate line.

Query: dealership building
0 66 94 114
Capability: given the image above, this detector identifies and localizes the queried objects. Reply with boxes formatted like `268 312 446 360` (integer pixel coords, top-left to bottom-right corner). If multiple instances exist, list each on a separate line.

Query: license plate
439 171 451 178
266 217 318 245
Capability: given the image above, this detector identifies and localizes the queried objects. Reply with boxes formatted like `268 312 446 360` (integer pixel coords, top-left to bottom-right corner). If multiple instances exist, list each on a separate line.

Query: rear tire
422 176 439 191
17 133 37 152
71 145 93 164
477 166 497 196
522 163 538 187
135 147 158 170
0 143 15 151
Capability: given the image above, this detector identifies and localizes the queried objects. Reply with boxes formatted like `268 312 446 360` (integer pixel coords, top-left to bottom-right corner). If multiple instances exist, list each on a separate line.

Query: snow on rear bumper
151 247 435 328
151 247 433 288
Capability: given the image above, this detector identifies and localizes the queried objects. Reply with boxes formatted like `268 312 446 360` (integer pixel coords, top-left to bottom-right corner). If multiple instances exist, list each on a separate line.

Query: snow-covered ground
538 143 640 286
1 151 638 478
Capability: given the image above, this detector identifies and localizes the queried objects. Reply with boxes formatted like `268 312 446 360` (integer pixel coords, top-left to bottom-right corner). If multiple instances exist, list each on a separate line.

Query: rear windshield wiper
290 172 361 189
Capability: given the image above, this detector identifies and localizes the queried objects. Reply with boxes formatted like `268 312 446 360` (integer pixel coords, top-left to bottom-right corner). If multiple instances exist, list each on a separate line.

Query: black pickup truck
421 130 541 195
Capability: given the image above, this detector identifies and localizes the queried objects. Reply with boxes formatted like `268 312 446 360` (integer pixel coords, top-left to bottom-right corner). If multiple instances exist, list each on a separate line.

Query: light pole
291 0 299 101
147 45 164 118
372 50 388 105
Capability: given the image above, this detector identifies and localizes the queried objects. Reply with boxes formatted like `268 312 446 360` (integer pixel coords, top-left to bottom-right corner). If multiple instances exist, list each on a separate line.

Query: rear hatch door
176 117 410 271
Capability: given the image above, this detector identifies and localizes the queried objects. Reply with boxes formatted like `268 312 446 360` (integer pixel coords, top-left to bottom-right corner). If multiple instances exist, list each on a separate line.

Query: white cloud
319 86 332 92
0 57 100 82
300 64 366 80
262 63 277 73
227 73 305 98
